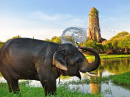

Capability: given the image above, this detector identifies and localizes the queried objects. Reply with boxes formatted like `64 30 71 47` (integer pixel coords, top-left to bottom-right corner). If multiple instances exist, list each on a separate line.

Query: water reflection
100 58 130 74
69 81 130 97
90 72 102 95
88 57 130 95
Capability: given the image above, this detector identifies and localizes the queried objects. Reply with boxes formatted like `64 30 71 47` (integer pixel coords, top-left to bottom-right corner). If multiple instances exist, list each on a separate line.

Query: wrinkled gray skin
0 38 100 95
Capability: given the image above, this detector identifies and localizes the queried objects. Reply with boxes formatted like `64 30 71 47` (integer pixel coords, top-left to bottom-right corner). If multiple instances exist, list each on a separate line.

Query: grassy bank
86 54 130 59
0 82 100 97
0 71 130 97
111 71 130 85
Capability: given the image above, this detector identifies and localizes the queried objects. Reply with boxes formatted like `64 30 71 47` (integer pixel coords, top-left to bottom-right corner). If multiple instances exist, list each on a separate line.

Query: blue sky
0 0 130 42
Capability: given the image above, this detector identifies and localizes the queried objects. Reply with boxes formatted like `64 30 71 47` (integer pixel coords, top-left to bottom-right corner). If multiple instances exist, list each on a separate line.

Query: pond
0 58 130 97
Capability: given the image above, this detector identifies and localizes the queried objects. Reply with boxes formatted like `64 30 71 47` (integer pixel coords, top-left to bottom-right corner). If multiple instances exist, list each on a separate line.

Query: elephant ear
53 50 68 71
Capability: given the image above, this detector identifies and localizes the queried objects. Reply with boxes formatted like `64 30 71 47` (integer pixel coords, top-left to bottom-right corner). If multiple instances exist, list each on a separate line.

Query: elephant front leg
41 79 56 95
37 69 57 95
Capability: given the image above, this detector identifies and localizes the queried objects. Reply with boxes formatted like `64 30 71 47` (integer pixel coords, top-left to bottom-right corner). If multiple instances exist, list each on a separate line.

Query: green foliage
81 39 103 51
45 36 62 44
96 43 104 51
0 35 22 49
121 34 130 48
110 31 129 49
89 7 99 16
81 38 97 49
6 35 21 42
104 31 130 50
111 71 130 85
80 31 130 52
93 8 99 14
0 42 4 48
12 35 21 39
44 38 51 42
83 39 97 49
51 36 62 44
111 31 128 40
111 38 120 49
104 40 112 50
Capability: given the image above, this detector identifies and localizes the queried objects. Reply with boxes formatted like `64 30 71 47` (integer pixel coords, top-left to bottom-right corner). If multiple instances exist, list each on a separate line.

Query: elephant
0 38 100 95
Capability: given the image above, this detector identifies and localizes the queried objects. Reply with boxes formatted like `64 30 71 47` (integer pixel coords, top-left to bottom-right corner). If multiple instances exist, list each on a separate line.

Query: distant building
88 7 105 43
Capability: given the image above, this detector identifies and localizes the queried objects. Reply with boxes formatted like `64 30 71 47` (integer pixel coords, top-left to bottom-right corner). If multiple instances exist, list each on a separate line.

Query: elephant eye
76 58 82 63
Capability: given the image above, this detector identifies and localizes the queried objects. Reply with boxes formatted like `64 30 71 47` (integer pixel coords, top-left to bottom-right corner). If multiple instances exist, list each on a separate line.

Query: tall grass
0 82 101 97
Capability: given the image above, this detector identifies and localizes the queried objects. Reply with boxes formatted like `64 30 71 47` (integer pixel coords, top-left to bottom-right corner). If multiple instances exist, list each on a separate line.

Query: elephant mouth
61 68 81 79
77 71 81 79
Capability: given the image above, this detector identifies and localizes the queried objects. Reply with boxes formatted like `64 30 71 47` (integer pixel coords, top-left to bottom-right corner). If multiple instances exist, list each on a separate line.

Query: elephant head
53 43 100 79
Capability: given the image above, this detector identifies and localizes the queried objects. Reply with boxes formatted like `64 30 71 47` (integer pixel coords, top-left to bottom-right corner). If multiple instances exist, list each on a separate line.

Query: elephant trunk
78 46 100 72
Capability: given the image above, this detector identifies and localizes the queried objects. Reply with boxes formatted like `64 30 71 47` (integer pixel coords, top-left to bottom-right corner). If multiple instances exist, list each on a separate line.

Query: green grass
86 54 130 59
111 71 130 85
0 82 101 97
0 82 45 97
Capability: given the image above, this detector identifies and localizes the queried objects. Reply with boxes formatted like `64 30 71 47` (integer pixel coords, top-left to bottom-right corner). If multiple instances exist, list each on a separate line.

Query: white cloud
29 11 73 21
0 11 88 42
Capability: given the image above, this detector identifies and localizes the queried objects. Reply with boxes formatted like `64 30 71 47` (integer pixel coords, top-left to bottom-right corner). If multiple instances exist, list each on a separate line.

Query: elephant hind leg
0 67 20 94
3 76 20 94
8 79 20 94
7 82 12 93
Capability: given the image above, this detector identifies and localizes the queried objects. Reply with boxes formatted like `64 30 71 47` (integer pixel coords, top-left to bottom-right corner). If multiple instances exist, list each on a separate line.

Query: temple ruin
88 7 103 43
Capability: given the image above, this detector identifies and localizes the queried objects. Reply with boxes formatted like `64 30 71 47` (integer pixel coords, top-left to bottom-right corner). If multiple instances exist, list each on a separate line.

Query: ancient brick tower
88 7 102 43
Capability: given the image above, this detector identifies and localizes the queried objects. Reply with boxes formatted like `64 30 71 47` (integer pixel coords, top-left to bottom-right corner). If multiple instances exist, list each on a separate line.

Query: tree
45 38 51 42
6 35 21 42
51 36 61 43
83 39 97 49
104 31 129 50
12 35 21 39
95 43 104 51
117 39 123 49
104 40 112 50
45 36 62 44
0 42 4 48
111 38 120 49
111 31 129 40
121 34 130 48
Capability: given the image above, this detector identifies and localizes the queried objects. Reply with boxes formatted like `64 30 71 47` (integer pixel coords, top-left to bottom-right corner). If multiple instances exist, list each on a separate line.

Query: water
0 58 130 96
68 82 130 97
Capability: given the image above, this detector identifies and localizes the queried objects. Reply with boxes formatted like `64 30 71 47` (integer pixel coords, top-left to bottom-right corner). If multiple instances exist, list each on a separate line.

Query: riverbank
0 82 100 97
0 71 130 97
86 54 130 59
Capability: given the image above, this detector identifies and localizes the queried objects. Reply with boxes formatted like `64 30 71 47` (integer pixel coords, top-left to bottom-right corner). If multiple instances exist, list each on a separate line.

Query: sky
0 0 130 42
